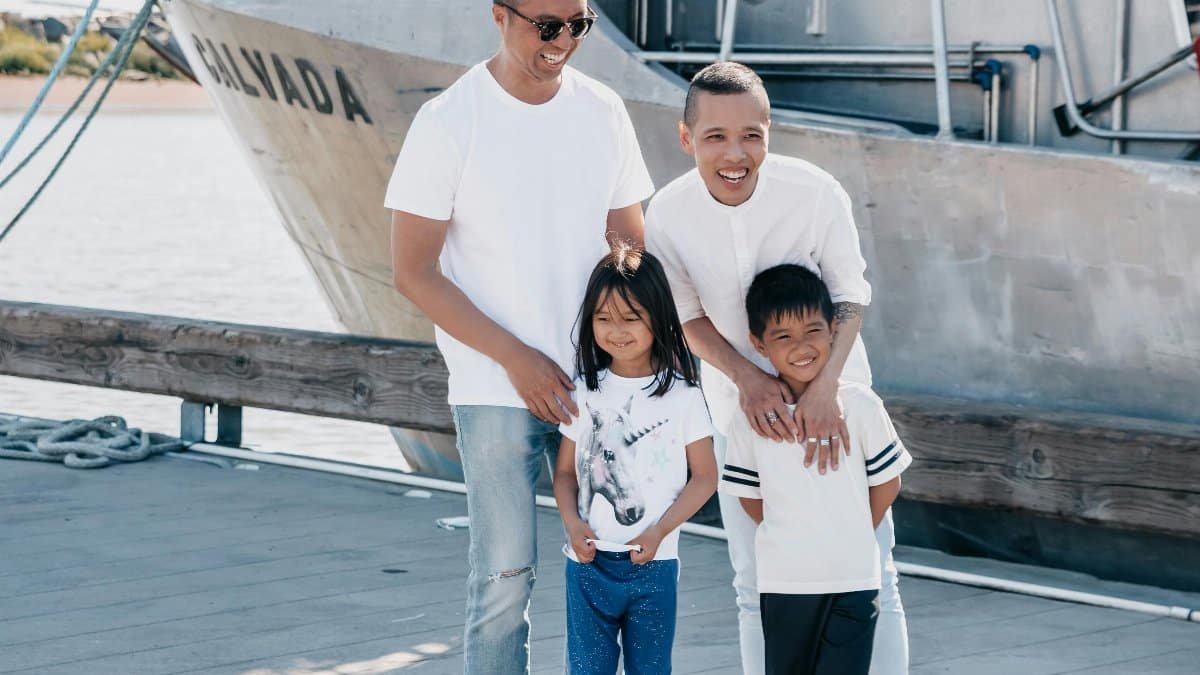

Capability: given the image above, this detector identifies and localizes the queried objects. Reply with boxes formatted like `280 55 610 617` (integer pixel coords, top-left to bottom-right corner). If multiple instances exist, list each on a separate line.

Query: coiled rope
0 415 184 469
0 0 157 245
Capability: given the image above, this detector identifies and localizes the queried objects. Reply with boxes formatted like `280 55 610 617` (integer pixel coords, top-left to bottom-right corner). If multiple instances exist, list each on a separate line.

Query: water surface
0 110 406 469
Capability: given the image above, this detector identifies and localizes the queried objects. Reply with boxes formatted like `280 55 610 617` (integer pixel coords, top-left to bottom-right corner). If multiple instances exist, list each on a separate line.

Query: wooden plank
5 448 1198 674
886 394 1200 539
909 604 1155 667
0 562 471 671
0 498 457 597
5 299 1200 539
0 300 452 432
1070 646 1200 674
912 617 1200 675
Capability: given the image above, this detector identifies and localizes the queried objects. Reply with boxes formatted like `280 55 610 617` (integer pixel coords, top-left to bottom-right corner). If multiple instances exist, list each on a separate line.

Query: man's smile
717 167 749 184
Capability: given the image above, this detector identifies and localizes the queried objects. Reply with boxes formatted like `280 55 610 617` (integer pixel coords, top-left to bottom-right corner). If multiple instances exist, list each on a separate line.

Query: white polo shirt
645 154 872 434
719 382 912 594
385 63 654 407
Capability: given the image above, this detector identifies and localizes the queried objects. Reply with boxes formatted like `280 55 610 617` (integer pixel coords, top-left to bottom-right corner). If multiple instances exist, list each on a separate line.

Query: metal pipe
1168 0 1197 70
756 69 979 82
1088 42 1194 112
1027 46 1040 144
628 0 636 44
1053 37 1196 139
714 0 723 44
718 0 739 62
1112 0 1128 154
675 41 1038 55
1046 0 1200 141
930 0 954 139
183 441 1200 624
638 0 648 49
664 0 672 40
982 88 991 142
636 51 975 66
990 69 1002 143
807 0 827 37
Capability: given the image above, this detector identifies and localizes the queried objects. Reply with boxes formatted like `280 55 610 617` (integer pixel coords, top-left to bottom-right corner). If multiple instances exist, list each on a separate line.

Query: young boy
645 62 908 674
719 264 911 675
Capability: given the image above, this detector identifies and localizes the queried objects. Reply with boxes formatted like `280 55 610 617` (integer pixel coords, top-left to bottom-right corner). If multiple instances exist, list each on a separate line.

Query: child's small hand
627 528 663 565
567 520 598 563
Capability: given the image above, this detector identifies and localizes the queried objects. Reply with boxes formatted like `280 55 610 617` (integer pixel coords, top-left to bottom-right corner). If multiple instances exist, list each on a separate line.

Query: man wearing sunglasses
386 2 654 673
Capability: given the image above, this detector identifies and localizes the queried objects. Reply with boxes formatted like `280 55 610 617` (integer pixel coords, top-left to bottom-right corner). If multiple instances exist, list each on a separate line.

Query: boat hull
160 0 1200 585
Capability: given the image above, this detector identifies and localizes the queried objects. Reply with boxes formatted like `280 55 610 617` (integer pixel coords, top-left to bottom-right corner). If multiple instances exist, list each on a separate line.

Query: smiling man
385 2 654 673
645 63 908 674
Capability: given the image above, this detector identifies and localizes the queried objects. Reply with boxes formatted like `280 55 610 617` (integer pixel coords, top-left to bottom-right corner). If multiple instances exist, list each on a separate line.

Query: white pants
716 435 910 675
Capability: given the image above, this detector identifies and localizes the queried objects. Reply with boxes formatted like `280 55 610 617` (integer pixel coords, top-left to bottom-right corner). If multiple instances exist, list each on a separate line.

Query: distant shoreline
0 74 212 113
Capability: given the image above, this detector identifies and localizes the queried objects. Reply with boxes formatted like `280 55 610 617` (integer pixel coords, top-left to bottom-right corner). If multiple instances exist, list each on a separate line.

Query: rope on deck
0 416 183 468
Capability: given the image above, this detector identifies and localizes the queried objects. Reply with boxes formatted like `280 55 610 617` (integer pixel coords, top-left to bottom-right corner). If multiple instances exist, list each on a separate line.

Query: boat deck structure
2 445 1198 675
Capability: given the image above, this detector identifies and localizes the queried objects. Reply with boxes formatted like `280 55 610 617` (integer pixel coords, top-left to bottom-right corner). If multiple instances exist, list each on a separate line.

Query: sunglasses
494 2 598 42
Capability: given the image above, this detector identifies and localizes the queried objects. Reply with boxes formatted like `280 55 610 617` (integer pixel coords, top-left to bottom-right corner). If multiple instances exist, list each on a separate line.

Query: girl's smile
593 292 655 377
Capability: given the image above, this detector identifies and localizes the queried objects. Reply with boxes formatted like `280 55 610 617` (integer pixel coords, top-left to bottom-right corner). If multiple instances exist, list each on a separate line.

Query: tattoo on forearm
833 302 863 325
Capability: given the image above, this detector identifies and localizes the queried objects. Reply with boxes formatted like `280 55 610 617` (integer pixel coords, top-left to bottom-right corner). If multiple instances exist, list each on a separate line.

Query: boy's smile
679 90 770 207
750 309 833 396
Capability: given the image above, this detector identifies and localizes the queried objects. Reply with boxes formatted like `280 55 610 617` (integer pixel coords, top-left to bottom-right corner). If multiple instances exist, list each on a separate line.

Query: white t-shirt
384 63 655 407
719 382 911 594
645 154 872 434
559 371 714 561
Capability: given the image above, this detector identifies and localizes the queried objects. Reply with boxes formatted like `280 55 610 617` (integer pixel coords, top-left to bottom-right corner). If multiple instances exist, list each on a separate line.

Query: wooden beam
886 395 1200 540
2 300 1198 540
0 300 452 433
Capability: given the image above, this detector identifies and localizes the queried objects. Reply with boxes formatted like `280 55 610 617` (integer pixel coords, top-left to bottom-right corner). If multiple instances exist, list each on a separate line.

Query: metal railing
1046 0 1200 142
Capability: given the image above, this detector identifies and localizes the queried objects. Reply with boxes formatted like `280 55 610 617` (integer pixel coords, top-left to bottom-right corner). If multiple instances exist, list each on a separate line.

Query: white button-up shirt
645 154 872 434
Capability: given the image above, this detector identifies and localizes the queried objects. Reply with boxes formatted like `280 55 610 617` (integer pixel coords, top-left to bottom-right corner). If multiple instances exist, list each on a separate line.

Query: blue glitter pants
565 552 679 674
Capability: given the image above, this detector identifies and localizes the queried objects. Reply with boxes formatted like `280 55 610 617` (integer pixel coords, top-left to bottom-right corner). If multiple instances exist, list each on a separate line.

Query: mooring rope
0 415 184 469
0 0 154 194
0 0 101 167
0 0 157 245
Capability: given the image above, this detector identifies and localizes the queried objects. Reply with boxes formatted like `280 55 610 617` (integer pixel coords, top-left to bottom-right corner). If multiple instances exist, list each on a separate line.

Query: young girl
554 244 718 675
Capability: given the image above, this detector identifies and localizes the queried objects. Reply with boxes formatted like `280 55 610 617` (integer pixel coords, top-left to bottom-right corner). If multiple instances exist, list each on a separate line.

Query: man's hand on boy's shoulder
794 376 851 474
734 365 799 443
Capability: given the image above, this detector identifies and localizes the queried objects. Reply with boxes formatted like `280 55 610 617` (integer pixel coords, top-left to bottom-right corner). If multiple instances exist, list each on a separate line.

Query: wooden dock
2 452 1198 674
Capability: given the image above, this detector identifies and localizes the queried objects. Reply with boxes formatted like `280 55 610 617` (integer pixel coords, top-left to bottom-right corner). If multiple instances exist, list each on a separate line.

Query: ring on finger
819 438 831 446
765 411 780 425
807 436 818 443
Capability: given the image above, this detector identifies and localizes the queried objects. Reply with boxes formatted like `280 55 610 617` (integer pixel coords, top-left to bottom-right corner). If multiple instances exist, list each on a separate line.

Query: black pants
760 590 879 675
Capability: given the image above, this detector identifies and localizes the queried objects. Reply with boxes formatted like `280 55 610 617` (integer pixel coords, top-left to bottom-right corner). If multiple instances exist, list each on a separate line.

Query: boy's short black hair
683 62 767 127
746 264 836 338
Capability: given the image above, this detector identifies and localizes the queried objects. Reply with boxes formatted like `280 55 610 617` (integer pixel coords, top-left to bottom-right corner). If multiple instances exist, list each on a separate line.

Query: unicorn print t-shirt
560 370 714 562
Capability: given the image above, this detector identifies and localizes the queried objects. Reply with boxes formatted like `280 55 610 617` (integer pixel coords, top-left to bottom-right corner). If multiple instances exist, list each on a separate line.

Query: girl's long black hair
574 243 700 396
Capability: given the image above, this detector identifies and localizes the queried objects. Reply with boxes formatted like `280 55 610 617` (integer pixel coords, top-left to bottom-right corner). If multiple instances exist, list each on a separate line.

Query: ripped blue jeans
453 405 561 675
